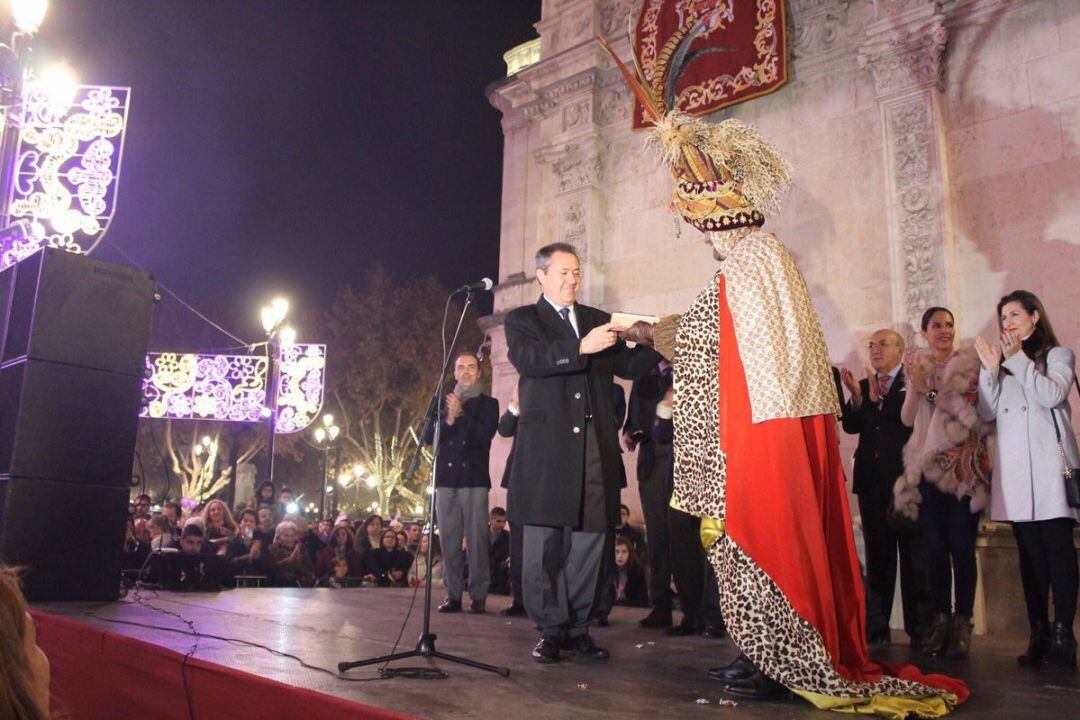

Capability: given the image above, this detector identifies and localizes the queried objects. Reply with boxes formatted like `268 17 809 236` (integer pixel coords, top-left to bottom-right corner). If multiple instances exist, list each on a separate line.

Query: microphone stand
338 288 510 678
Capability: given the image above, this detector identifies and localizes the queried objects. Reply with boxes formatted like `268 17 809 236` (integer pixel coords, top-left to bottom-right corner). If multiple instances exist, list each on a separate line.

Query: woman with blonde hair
976 290 1078 668
200 499 238 555
1 565 51 719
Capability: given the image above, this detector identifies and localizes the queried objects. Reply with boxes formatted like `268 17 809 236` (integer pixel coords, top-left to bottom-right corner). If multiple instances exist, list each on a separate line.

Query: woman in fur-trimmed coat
893 307 992 660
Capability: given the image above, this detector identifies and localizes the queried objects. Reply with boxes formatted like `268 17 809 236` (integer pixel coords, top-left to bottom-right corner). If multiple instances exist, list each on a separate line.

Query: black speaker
0 249 154 600
0 477 130 601
0 247 155 375
0 359 146 484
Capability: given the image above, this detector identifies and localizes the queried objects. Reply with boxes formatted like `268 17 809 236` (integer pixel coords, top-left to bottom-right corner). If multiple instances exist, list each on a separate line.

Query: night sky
33 1 541 348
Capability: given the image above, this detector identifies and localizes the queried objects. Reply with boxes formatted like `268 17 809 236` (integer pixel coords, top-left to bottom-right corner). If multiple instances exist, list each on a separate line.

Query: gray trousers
522 524 605 640
435 485 490 602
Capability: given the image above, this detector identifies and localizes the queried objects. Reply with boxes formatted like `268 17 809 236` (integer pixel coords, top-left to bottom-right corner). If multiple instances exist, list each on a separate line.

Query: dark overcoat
504 296 660 527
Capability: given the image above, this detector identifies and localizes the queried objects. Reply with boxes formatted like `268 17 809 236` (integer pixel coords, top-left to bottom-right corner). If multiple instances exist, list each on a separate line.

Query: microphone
456 277 495 293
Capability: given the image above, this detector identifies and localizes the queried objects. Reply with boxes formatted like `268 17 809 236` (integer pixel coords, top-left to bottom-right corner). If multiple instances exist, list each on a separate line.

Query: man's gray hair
535 242 579 272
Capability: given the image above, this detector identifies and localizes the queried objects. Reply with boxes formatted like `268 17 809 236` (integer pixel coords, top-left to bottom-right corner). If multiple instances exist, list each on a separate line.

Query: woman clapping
976 291 1078 668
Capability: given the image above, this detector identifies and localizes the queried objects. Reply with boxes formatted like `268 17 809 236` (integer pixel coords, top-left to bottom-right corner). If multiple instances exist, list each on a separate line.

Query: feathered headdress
597 23 791 232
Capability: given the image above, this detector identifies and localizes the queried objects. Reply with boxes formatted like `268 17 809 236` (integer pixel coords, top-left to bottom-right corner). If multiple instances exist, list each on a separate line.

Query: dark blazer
623 363 672 481
840 368 911 498
504 296 661 527
423 393 499 489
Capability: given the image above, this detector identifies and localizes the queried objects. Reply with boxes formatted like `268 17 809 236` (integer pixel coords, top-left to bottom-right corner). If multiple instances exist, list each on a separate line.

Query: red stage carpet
32 611 416 720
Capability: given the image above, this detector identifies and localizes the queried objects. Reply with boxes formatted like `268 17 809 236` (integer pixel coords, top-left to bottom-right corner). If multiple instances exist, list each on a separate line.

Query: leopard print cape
710 535 956 713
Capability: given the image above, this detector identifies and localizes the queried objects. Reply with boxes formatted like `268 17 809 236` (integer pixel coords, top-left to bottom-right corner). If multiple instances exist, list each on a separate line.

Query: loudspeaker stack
0 248 154 600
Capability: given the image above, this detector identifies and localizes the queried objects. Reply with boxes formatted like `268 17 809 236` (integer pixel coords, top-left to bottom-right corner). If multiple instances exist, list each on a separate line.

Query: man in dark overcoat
504 242 659 663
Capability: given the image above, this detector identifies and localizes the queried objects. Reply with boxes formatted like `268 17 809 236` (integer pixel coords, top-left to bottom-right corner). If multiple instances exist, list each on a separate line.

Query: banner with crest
632 0 787 129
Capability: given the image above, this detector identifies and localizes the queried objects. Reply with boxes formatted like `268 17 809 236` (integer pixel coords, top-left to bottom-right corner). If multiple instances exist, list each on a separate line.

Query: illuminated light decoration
140 343 326 434
141 351 268 423
1 80 131 270
273 343 327 434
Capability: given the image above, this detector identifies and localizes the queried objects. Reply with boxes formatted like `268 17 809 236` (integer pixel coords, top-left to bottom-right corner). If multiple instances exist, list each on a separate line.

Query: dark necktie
558 307 577 338
558 306 592 419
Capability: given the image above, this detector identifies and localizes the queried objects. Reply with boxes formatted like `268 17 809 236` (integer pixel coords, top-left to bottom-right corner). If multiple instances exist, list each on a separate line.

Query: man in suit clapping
840 330 933 649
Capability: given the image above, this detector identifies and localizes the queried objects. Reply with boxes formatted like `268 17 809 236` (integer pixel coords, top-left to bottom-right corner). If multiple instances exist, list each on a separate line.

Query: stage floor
35 589 1080 719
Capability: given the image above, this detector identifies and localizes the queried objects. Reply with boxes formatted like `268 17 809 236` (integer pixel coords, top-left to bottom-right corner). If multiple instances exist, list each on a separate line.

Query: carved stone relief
858 3 948 95
554 153 603 194
562 98 594 131
599 81 631 126
563 199 587 245
792 0 852 58
600 0 637 36
884 95 946 327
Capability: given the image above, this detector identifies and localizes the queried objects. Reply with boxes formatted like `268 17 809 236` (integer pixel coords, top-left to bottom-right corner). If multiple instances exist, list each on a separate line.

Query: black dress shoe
868 632 892 647
703 623 727 639
725 669 791 701
500 602 527 617
707 653 756 682
638 608 673 629
567 633 610 660
437 598 462 613
532 636 560 664
664 620 700 636
467 600 486 614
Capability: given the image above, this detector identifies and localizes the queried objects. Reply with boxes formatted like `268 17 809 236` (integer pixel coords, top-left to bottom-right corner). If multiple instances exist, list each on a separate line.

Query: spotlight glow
13 0 49 33
278 325 297 347
285 502 299 515
39 63 78 107
364 475 378 489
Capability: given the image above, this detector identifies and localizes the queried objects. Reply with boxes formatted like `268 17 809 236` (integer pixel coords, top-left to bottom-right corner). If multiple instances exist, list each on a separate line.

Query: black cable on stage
85 598 406 683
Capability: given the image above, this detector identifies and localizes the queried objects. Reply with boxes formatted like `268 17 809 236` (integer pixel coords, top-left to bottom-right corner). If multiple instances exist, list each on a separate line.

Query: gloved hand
618 321 654 347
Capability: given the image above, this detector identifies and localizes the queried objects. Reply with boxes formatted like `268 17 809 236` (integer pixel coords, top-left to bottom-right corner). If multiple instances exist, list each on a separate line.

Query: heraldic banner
632 0 788 129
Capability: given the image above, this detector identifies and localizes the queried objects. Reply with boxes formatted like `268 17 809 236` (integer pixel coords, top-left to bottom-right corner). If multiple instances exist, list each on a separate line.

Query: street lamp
259 296 292 489
12 0 48 34
311 412 339 519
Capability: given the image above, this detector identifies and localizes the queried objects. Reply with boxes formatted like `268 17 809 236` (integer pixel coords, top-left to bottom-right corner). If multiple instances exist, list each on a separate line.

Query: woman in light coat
976 290 1078 669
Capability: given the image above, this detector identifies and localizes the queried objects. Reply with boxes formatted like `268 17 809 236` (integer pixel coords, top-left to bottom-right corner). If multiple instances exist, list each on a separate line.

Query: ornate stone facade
486 2 1080 577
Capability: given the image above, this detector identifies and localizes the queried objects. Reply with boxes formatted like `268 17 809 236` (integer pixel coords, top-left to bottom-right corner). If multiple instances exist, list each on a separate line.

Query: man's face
134 497 150 517
536 251 581 306
406 524 420 542
240 514 256 533
180 535 203 554
318 520 332 536
257 509 273 531
867 330 903 373
490 515 507 533
620 508 630 526
164 506 180 525
454 355 480 388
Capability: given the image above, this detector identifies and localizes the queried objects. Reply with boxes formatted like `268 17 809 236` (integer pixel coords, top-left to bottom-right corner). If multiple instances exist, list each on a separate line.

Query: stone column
858 0 950 334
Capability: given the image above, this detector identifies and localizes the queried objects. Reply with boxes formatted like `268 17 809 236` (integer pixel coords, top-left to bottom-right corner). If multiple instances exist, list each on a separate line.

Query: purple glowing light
141 344 326 434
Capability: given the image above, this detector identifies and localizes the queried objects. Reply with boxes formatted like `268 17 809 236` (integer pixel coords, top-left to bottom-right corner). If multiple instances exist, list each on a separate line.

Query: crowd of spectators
122 483 450 592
